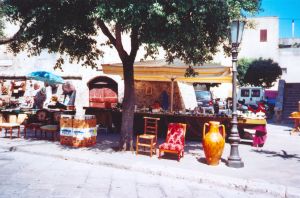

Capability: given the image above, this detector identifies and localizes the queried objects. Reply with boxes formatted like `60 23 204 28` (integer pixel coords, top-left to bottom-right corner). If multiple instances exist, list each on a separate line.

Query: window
282 68 287 74
251 89 261 97
195 91 212 100
241 89 250 97
260 29 267 42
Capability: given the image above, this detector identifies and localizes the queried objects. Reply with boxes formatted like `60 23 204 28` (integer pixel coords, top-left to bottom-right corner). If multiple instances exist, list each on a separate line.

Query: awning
102 59 232 83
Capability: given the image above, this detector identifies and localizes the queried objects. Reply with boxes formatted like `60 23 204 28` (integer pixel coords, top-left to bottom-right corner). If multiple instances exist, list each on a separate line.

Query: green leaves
237 58 253 86
238 58 282 88
1 0 261 68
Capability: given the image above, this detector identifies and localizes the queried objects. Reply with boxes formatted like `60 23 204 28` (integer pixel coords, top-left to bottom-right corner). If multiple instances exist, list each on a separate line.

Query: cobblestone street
0 148 273 198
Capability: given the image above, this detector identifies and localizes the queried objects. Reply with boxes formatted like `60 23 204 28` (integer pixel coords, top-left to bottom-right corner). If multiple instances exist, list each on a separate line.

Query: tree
0 5 5 37
244 58 282 88
1 0 261 150
237 58 252 86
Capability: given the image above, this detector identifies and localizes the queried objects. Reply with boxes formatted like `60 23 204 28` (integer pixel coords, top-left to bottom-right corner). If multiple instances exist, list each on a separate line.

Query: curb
1 144 300 198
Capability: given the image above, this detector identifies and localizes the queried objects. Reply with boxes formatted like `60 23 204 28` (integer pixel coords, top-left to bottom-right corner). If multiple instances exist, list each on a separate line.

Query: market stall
102 59 232 112
98 59 268 145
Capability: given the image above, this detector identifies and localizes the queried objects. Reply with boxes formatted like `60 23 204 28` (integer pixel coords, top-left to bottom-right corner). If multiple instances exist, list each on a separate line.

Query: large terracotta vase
202 121 226 166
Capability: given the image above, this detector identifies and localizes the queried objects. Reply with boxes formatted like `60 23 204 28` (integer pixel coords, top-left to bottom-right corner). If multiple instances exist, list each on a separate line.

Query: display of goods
1 86 8 95
202 121 226 166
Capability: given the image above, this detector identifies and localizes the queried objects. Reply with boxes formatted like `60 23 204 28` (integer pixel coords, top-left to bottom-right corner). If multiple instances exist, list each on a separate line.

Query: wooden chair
40 125 59 141
158 123 187 161
0 123 21 139
39 111 61 141
24 109 49 138
136 117 160 157
0 114 27 139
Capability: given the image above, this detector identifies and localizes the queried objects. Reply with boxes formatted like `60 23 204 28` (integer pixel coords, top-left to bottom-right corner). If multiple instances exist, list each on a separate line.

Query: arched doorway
87 76 118 108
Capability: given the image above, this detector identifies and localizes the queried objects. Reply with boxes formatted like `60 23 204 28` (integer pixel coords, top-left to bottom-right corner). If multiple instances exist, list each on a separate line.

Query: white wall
239 17 279 62
279 48 300 83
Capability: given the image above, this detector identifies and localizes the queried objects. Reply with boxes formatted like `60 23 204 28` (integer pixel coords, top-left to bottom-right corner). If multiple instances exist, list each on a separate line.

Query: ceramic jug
202 121 226 166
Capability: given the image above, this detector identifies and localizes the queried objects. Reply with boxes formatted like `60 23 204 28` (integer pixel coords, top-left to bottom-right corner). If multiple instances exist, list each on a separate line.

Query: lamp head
230 20 246 46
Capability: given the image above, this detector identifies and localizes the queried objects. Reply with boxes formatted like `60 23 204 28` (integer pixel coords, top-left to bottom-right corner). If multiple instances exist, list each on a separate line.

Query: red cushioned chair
158 123 187 161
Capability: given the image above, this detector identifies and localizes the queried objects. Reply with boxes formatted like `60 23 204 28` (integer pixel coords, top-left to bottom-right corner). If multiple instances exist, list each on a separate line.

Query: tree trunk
119 58 135 151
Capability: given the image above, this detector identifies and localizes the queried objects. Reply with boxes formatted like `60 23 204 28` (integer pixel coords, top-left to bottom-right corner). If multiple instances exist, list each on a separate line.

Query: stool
40 125 59 141
24 123 43 138
0 123 21 139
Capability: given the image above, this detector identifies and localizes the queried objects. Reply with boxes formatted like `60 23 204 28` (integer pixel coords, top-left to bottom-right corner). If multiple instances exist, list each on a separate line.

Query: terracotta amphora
202 121 226 166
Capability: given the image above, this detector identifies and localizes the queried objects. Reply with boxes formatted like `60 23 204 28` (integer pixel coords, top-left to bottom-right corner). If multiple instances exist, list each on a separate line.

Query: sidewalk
0 123 299 197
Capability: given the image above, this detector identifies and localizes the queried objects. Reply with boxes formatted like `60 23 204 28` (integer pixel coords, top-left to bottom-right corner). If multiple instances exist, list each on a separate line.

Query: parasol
27 71 64 85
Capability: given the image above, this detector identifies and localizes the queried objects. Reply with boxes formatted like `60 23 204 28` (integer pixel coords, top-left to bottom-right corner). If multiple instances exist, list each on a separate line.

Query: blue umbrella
27 71 64 85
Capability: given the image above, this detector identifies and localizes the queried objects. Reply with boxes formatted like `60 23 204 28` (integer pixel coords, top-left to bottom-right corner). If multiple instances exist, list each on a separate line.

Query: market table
238 118 267 147
289 111 300 135
289 116 300 135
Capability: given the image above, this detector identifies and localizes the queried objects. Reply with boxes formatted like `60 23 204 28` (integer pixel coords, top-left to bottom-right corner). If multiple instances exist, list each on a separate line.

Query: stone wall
135 80 183 111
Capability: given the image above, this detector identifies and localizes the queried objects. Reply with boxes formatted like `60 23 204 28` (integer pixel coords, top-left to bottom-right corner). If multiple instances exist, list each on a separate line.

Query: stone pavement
0 149 274 198
0 123 299 197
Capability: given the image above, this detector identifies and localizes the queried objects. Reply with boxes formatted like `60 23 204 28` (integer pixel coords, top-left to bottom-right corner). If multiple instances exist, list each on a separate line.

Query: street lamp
227 20 245 168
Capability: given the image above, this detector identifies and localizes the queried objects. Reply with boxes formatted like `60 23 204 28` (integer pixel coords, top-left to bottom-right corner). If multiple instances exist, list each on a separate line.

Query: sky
258 0 300 38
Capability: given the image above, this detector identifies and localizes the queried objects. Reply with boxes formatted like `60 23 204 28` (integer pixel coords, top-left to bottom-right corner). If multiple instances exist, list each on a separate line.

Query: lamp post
227 20 245 168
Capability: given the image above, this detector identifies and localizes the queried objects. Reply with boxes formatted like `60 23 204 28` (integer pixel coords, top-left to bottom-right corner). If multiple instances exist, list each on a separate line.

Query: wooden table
238 118 267 147
289 116 300 135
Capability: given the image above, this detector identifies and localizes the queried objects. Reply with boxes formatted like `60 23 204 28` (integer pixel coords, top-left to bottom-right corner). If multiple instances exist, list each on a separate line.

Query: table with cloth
238 118 267 147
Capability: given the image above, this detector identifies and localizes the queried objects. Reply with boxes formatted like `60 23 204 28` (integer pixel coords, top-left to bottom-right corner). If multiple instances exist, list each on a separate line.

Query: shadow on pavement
252 149 300 161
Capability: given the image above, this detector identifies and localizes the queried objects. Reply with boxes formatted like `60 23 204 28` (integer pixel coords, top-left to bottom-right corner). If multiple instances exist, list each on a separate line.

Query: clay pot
202 121 226 166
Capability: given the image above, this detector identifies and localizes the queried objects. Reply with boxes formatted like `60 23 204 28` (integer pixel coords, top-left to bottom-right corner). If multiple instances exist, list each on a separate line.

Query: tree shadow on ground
252 149 300 161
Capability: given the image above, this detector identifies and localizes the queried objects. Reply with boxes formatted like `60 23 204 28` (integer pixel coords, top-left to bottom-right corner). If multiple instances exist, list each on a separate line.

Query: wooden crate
59 115 97 147
60 115 73 128
60 136 73 146
60 127 73 146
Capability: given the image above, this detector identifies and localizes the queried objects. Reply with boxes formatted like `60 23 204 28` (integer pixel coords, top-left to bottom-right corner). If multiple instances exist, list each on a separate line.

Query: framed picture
145 86 152 95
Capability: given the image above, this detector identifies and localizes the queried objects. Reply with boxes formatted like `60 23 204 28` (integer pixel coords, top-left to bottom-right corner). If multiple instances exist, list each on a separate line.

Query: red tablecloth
252 125 267 147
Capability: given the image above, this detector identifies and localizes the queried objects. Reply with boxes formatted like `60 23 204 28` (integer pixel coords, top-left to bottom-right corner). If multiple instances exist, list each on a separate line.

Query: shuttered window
260 29 267 42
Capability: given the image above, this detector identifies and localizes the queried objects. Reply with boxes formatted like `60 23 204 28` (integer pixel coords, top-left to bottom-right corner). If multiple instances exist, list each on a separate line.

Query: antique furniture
87 76 118 108
0 123 20 139
24 109 50 138
238 118 267 147
40 125 59 141
136 117 160 157
0 113 26 139
38 110 63 141
289 112 300 135
158 123 187 161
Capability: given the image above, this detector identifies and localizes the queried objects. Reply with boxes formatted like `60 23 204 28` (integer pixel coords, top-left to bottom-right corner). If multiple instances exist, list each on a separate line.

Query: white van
237 87 264 105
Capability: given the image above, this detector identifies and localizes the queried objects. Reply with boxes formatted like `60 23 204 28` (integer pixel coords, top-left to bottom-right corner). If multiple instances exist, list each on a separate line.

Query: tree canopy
1 0 260 66
238 58 282 88
0 0 261 149
237 58 252 86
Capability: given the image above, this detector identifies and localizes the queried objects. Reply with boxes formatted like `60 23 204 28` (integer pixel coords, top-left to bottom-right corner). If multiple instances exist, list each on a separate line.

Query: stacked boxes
59 114 97 147
60 115 74 146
